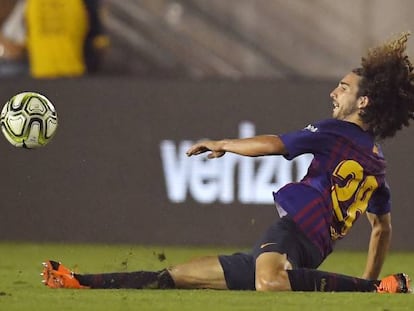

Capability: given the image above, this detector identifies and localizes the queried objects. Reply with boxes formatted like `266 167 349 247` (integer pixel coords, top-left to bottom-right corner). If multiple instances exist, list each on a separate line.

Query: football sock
287 268 380 292
74 269 175 289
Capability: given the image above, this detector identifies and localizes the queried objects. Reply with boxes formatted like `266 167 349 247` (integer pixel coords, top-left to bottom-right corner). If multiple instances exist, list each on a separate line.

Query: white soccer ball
0 92 58 148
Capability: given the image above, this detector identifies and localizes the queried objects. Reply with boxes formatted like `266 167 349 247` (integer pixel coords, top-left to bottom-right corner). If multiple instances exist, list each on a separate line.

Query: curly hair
352 32 414 139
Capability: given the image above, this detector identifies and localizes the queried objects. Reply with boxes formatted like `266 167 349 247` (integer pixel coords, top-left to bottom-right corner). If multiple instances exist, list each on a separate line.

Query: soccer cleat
376 273 411 293
41 260 88 289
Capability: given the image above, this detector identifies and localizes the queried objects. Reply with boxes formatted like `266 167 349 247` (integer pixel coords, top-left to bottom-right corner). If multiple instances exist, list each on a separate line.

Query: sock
287 268 380 292
74 269 175 289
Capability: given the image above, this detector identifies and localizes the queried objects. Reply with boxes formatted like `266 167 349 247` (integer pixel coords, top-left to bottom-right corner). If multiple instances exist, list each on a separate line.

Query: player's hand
186 141 226 159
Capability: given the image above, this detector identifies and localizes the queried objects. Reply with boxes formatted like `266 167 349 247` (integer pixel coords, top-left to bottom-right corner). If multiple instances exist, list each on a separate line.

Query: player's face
330 72 362 121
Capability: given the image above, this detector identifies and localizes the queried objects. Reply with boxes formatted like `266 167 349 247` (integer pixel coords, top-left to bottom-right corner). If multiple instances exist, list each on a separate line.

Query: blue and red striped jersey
274 119 390 258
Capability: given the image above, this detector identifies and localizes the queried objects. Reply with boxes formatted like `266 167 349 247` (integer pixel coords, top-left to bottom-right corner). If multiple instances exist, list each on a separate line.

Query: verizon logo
160 122 312 204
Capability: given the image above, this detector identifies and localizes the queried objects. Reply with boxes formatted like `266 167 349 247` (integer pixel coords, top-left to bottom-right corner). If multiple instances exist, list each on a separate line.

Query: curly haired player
42 33 414 293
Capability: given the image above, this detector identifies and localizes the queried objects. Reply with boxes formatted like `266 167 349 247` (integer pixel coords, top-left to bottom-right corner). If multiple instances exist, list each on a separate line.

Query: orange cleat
376 273 411 293
41 260 88 289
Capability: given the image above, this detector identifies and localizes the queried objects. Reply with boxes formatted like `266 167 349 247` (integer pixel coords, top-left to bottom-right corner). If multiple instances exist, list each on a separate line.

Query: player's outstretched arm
186 135 287 158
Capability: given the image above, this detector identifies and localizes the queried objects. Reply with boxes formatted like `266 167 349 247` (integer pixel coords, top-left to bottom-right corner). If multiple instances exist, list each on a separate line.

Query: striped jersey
273 119 390 258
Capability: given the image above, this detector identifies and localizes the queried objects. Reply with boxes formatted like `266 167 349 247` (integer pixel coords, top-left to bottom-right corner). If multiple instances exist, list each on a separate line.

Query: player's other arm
362 212 392 280
186 135 287 159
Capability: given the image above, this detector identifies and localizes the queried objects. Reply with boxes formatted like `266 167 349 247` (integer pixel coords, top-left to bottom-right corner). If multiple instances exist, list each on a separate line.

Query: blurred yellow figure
26 0 89 78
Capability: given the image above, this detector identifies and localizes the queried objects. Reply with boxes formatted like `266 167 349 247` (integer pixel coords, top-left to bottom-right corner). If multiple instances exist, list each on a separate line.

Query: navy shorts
218 217 324 290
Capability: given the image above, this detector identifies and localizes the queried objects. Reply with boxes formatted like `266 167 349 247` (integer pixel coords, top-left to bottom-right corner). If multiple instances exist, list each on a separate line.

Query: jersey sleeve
279 121 333 160
367 182 391 215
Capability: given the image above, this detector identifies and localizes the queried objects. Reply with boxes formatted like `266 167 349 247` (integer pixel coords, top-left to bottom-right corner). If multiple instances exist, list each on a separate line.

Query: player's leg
286 268 394 292
42 260 175 289
168 256 227 289
255 254 409 293
252 216 311 291
252 216 363 292
252 217 410 293
42 255 232 289
76 256 229 289
255 252 292 291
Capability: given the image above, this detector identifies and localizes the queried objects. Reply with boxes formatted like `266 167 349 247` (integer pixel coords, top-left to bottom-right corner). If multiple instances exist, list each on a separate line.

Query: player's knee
255 270 290 292
255 252 292 291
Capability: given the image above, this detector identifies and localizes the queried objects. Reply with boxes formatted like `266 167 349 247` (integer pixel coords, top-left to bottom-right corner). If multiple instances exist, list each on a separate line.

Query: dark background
0 77 412 251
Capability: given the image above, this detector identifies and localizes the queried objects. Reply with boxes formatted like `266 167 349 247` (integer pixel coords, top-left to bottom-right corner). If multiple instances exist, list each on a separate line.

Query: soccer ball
0 92 58 148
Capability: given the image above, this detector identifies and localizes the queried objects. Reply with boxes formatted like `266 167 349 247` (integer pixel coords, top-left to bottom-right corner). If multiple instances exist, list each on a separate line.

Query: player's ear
357 96 369 108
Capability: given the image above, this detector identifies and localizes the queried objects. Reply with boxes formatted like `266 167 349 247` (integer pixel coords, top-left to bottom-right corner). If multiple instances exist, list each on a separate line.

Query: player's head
352 32 414 139
330 71 365 123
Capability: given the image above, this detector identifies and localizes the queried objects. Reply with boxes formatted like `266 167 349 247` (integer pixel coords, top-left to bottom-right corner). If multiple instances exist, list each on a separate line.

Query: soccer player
42 32 414 293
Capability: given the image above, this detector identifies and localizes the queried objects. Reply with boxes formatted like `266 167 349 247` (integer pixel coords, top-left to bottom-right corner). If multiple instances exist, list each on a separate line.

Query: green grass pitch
1 242 414 311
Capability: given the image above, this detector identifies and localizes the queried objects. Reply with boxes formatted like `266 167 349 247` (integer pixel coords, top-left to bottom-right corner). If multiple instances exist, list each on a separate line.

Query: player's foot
41 260 88 289
376 273 411 293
